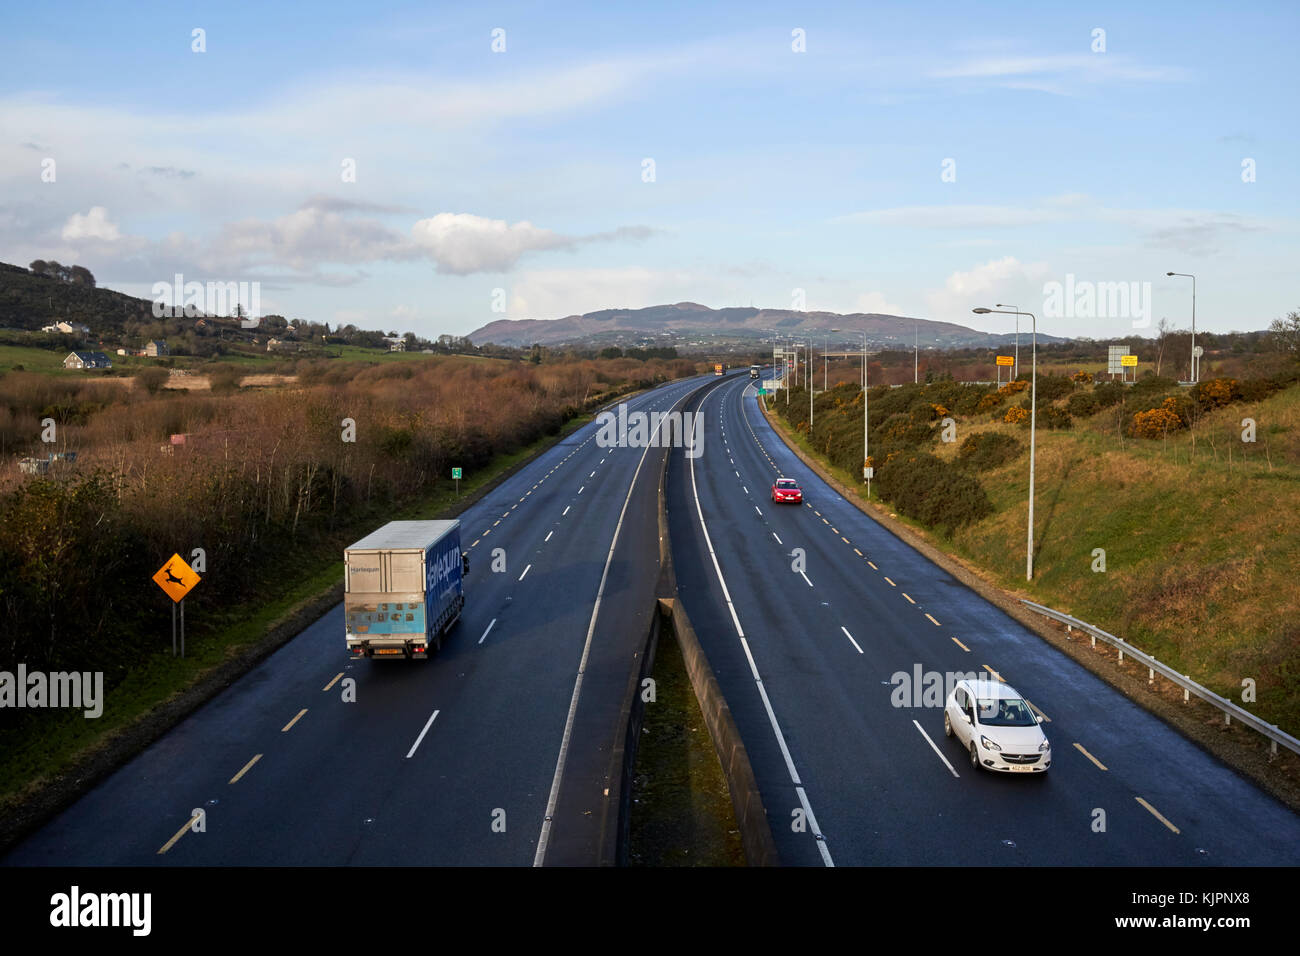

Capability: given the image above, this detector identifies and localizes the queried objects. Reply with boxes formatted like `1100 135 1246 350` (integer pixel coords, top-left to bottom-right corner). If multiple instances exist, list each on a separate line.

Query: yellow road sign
996 355 1014 367
1121 354 1138 367
153 553 201 603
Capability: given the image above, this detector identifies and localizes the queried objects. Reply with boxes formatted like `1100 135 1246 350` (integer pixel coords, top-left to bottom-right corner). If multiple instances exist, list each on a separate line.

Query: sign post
995 354 1014 386
452 466 462 494
152 553 201 658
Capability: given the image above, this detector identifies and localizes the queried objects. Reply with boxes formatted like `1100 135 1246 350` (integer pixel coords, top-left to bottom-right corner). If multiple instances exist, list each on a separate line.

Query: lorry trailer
344 520 467 659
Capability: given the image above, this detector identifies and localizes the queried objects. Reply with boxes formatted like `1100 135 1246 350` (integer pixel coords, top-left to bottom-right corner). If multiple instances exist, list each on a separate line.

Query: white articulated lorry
344 520 467 660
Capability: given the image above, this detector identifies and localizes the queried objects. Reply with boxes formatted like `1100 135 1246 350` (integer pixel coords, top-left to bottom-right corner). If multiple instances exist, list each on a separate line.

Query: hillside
468 301 1070 349
0 262 157 333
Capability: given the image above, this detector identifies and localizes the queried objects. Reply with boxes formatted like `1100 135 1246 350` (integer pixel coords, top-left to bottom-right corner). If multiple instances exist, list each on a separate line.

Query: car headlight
980 735 1001 752
1039 738 1051 752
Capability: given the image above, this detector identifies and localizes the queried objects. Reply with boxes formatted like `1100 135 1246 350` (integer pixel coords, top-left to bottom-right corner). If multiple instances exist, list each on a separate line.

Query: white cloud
930 54 1189 93
411 214 572 275
61 206 121 241
837 196 1273 258
410 214 655 275
215 201 418 272
925 256 1052 323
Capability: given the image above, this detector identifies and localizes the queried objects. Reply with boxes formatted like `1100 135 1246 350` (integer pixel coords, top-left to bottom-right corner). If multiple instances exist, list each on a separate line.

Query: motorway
3 375 705 866
8 369 1300 868
665 372 1300 866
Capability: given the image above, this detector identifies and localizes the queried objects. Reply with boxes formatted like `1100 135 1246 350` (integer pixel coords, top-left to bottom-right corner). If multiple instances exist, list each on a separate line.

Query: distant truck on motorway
344 520 467 659
749 365 760 378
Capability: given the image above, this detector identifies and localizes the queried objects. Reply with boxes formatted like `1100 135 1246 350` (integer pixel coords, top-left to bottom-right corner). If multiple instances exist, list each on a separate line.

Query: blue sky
2 0 1296 339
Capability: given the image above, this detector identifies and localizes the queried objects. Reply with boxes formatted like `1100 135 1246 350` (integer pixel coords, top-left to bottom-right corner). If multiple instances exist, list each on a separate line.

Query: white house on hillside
64 351 112 370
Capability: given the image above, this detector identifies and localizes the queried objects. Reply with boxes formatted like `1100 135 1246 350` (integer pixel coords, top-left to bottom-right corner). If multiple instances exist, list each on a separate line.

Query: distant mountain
468 302 1068 349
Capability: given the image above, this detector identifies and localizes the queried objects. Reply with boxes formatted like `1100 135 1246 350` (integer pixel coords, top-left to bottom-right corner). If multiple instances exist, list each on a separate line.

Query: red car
771 477 802 504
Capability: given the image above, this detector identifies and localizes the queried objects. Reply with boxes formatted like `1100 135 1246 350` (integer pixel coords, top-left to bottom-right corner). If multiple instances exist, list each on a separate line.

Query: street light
998 306 1019 382
832 327 870 496
1166 272 1197 383
975 306 1038 581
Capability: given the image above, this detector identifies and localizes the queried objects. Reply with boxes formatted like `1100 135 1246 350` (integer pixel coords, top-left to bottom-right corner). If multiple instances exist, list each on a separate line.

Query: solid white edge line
912 719 960 778
406 709 440 759
795 786 834 866
533 383 688 867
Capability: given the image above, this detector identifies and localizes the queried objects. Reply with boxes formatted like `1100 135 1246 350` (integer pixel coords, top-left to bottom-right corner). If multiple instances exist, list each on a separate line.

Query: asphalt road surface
665 372 1300 866
4 375 706 866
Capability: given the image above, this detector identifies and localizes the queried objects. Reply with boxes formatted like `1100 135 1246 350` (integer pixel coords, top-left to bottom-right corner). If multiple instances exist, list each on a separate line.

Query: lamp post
1166 272 1197 383
975 306 1037 581
833 327 870 496
996 303 1020 379
824 332 830 391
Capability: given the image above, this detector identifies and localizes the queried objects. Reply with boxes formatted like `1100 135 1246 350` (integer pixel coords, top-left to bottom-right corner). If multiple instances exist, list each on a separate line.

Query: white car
944 679 1051 773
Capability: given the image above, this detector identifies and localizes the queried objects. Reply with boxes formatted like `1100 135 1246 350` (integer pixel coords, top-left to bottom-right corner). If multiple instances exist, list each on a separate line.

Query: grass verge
627 617 746 866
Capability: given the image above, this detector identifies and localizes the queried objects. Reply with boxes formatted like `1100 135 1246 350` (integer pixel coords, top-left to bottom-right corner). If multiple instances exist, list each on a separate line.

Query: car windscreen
976 698 1037 726
777 480 797 488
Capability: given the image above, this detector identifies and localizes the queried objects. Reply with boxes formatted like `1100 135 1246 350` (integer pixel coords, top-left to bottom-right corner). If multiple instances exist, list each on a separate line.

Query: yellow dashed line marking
471 539 480 548
322 672 343 692
884 576 895 587
1136 797 1180 834
1073 743 1107 770
157 814 202 855
925 613 941 627
1026 699 1050 722
902 592 915 604
281 708 308 733
867 561 878 570
951 637 970 652
493 520 500 526
229 754 262 784
841 536 850 545
853 548 863 556
982 665 1004 682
